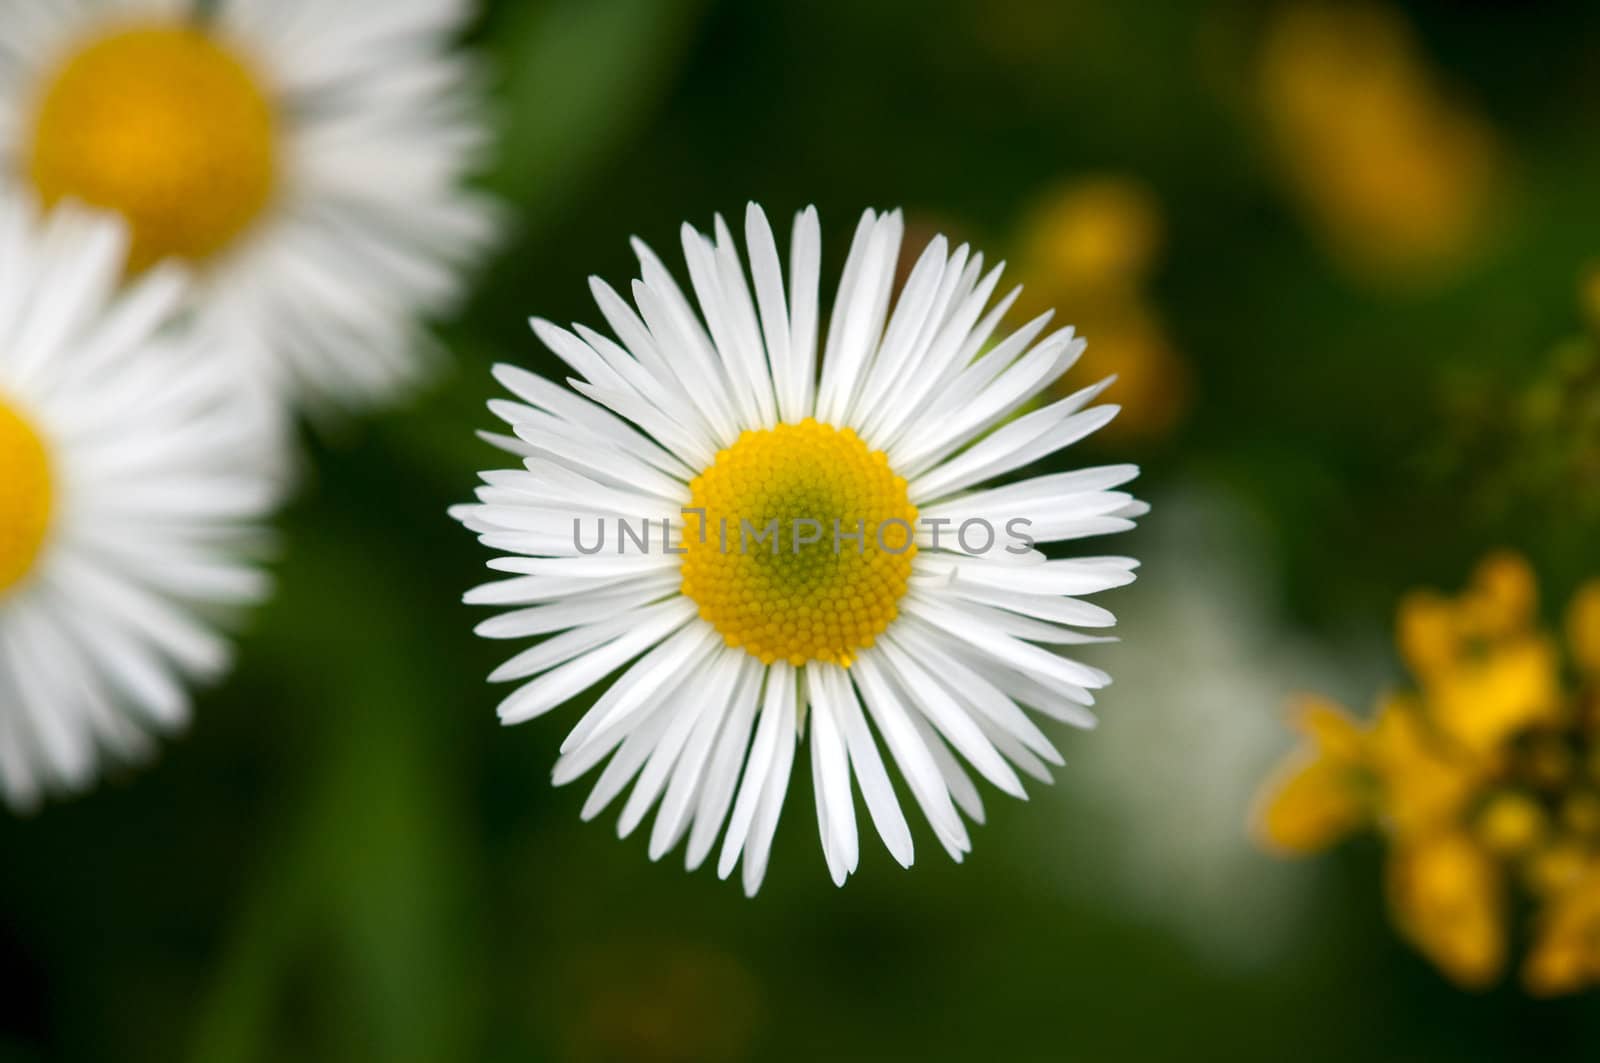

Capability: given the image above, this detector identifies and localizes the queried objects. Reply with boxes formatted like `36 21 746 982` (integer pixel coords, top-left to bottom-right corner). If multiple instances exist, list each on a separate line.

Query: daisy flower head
0 0 499 418
454 204 1146 894
0 198 275 811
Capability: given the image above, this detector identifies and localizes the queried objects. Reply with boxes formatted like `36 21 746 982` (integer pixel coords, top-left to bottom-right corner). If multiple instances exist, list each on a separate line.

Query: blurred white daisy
0 0 498 419
0 200 275 811
1040 487 1364 970
454 203 1145 893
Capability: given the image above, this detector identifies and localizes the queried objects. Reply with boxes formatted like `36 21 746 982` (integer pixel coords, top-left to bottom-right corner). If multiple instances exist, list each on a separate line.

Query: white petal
718 663 792 879
685 656 762 870
741 670 799 896
807 665 859 883
829 666 914 868
851 653 970 861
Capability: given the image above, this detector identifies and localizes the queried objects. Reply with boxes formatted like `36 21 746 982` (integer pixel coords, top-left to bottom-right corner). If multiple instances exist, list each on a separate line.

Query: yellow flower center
679 420 918 668
28 23 277 273
0 395 54 595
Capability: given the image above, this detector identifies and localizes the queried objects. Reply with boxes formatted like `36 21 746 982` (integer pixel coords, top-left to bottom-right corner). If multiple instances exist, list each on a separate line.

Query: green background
6 0 1600 1059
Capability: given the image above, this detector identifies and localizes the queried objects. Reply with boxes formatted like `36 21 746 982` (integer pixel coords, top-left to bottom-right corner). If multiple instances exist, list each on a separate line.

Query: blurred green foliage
7 1 1600 1060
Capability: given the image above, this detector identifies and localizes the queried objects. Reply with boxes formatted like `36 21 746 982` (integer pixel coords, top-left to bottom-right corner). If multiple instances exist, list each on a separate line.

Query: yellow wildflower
1525 865 1600 997
1527 839 1590 899
1369 695 1478 838
1396 591 1459 678
1258 1 1502 284
1011 177 1190 444
1260 553 1600 994
1476 792 1546 858
1398 554 1560 755
1254 696 1372 854
1387 830 1505 989
1566 581 1600 678
1015 178 1163 296
1398 553 1536 669
1466 552 1539 634
1428 639 1562 757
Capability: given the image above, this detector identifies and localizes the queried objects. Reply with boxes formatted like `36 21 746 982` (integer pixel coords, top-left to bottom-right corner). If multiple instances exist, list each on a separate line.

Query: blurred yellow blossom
1387 831 1505 989
1428 638 1561 756
1526 865 1600 996
1397 554 1560 755
1527 839 1590 898
1476 791 1546 858
1258 2 1503 284
1016 178 1163 295
1012 177 1190 443
1567 582 1600 677
1369 696 1478 838
1254 696 1373 853
1258 555 1600 994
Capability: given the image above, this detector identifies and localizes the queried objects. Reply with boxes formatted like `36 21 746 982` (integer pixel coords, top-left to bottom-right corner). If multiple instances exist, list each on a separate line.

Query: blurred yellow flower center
0 395 53 595
28 24 277 273
679 420 917 668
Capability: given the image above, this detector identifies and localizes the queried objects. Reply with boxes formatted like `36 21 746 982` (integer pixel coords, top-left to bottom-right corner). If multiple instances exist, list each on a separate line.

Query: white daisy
0 199 275 811
454 204 1146 894
0 0 498 419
